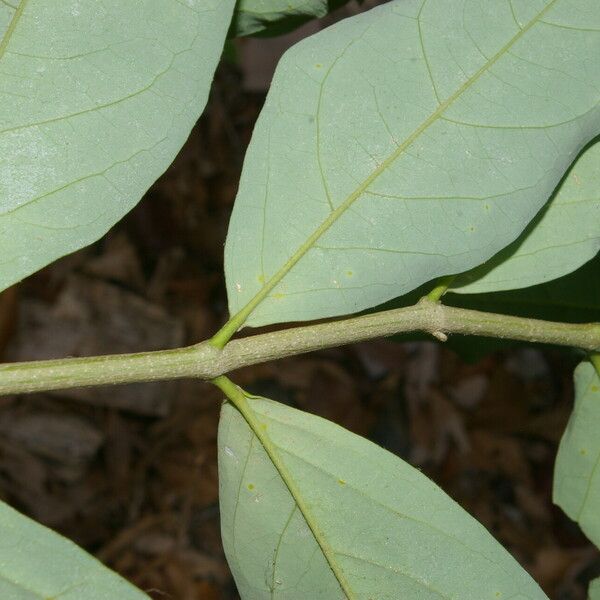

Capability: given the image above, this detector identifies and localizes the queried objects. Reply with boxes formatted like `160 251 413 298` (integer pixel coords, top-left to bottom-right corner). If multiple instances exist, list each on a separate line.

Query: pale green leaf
380 255 600 361
224 0 600 328
452 139 600 294
0 500 149 599
232 0 352 37
445 252 600 324
0 0 235 292
438 254 600 359
590 578 600 600
219 394 548 600
553 361 600 548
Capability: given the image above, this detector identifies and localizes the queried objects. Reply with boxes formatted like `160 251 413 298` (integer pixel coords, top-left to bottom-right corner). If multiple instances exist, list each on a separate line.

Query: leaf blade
219 391 549 600
0 500 149 599
231 0 353 37
553 360 600 549
451 139 600 294
225 0 600 328
0 0 234 291
445 252 600 324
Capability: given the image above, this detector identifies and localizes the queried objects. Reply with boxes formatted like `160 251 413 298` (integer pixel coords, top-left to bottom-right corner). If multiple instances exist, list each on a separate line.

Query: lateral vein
0 0 27 63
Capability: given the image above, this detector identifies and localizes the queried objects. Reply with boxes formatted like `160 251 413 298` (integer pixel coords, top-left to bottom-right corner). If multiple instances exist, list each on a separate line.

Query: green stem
426 275 457 302
212 375 356 599
1 300 599 396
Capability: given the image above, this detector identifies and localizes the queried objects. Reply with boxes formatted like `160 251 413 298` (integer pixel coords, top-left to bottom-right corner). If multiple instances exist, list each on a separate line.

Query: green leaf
0 0 235 292
444 252 600 324
375 254 600 362
452 138 600 294
0 500 149 599
441 256 600 359
231 0 353 37
590 578 600 600
218 391 548 600
224 0 600 329
553 360 600 549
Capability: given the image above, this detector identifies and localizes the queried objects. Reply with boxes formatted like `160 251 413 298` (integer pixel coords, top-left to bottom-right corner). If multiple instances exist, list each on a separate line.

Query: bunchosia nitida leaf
452 138 600 294
0 0 234 292
231 0 355 37
553 361 600 549
0 500 149 599
225 0 600 328
218 392 549 600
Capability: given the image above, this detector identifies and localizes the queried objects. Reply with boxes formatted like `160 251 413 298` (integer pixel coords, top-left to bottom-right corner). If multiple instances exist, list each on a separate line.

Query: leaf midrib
218 379 356 599
0 0 27 62
221 0 560 338
225 392 548 600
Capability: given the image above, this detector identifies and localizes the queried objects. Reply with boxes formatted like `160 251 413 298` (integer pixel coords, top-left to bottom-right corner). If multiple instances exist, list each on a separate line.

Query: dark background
0 6 598 599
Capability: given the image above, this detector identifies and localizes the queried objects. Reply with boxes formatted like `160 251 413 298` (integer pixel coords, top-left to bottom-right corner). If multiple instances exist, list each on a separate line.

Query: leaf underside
225 0 600 328
452 137 600 294
0 0 234 292
219 395 548 600
553 361 600 549
0 500 149 599
446 252 600 324
231 0 353 37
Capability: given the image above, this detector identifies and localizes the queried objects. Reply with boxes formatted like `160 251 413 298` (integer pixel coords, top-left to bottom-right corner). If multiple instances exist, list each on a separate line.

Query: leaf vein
0 0 26 64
